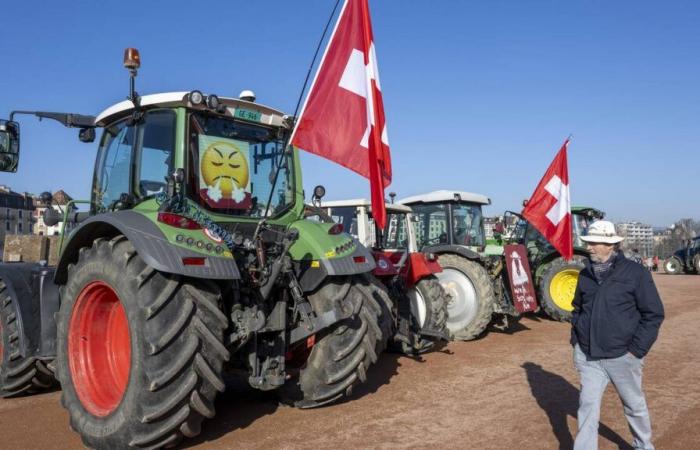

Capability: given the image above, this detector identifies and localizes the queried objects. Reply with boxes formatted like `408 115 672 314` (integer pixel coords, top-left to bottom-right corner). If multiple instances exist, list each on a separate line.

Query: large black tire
401 277 449 354
55 235 230 449
435 254 495 341
280 275 386 409
663 257 683 275
538 256 585 322
692 254 700 274
0 280 56 397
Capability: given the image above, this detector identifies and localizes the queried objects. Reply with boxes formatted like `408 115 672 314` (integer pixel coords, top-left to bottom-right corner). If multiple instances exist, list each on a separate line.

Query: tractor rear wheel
280 275 385 409
435 254 495 341
663 257 683 275
539 256 585 322
402 277 448 354
56 235 229 449
693 255 700 274
0 280 56 397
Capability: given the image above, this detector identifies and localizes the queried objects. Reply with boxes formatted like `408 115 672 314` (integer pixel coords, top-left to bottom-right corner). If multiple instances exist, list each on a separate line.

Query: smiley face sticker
198 136 252 208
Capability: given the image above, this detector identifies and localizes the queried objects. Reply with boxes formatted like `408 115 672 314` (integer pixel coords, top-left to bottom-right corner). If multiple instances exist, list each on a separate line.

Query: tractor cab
399 190 491 254
92 91 297 221
316 199 449 352
508 206 605 265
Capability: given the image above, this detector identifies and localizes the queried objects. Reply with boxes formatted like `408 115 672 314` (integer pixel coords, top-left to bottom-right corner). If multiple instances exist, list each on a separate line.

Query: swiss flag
291 0 392 228
522 139 573 260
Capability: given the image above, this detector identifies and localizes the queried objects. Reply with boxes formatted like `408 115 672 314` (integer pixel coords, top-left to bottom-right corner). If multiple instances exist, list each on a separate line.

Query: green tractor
0 50 390 448
502 206 604 321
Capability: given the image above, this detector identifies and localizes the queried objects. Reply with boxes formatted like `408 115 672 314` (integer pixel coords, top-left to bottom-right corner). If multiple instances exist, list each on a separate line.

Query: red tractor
310 197 449 354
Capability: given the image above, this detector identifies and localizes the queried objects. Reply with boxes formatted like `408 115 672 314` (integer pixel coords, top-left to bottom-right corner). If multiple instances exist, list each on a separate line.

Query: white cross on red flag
291 0 392 228
522 139 573 260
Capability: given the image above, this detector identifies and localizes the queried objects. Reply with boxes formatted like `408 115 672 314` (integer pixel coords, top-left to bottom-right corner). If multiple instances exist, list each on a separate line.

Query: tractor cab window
135 110 175 197
188 112 293 217
382 212 408 249
572 213 592 248
93 110 176 213
451 203 485 247
411 203 449 248
93 121 135 212
329 206 359 237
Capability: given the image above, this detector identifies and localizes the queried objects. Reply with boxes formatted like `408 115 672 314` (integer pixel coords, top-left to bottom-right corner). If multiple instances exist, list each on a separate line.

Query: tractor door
92 110 176 214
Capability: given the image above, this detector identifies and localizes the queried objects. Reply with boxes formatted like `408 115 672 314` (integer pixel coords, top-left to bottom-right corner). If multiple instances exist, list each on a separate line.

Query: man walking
571 221 664 450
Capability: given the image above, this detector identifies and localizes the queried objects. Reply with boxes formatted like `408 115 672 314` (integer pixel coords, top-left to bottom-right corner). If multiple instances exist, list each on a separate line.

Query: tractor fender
54 210 240 285
295 243 376 292
0 263 59 359
423 244 482 262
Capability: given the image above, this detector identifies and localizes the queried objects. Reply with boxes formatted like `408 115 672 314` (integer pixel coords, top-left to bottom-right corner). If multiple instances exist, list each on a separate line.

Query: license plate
235 108 261 122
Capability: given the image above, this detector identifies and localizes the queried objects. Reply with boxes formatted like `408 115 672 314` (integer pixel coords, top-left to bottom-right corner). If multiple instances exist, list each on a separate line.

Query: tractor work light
206 94 220 110
123 48 141 70
157 212 202 230
189 90 204 106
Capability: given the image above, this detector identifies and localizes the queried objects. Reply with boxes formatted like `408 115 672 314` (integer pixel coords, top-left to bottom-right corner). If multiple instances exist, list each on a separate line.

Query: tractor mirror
0 120 20 173
79 127 96 143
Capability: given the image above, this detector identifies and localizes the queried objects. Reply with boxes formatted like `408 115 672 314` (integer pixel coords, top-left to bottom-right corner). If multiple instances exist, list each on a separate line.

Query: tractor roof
398 190 491 206
321 199 412 213
95 91 288 127
571 206 605 218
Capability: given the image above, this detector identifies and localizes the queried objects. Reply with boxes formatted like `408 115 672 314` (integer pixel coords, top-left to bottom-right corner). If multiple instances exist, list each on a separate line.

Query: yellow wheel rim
549 269 581 312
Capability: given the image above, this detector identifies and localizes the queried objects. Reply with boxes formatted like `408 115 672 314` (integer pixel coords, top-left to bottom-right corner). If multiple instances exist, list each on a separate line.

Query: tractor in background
309 197 448 355
502 206 604 321
399 191 525 341
0 49 392 448
663 236 700 274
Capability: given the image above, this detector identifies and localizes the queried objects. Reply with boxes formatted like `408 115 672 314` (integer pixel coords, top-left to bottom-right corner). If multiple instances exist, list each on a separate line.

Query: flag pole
261 0 343 219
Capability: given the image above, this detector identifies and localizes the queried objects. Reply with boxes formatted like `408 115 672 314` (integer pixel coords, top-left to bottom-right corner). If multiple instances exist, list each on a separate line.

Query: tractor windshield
412 203 449 247
572 213 592 248
328 206 359 237
451 203 485 247
187 112 293 217
382 212 409 249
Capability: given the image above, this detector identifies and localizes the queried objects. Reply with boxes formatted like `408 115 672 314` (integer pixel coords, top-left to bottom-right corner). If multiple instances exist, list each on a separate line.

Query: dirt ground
1 274 698 449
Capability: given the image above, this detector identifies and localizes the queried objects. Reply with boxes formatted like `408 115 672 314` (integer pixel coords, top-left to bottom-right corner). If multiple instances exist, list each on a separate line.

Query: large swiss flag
291 0 392 228
522 139 573 260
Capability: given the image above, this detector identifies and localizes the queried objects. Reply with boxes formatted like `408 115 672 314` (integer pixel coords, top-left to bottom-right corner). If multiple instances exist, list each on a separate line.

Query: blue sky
1 0 698 226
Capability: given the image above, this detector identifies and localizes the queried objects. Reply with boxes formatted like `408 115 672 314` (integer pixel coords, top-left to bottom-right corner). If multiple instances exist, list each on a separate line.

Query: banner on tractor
504 244 538 313
291 0 392 228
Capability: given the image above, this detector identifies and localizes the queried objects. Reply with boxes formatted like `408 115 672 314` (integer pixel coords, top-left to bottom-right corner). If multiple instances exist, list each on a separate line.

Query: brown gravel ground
0 273 697 449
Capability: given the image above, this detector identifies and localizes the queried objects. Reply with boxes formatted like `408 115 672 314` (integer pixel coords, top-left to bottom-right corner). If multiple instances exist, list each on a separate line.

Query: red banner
504 244 538 313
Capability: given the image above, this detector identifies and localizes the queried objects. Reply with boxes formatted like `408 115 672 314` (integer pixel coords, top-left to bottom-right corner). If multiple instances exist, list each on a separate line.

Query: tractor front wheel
0 280 56 397
663 257 683 275
56 235 229 449
435 254 495 341
538 256 585 322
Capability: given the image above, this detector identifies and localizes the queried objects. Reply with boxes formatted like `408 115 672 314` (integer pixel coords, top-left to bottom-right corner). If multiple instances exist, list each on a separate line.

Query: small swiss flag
522 139 573 260
291 0 391 228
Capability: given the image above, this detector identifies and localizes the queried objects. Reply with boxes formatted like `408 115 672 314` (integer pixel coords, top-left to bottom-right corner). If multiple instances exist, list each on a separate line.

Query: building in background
616 221 654 257
0 185 36 246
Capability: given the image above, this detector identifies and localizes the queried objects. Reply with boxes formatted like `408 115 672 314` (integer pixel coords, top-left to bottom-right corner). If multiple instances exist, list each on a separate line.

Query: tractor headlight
189 90 204 105
206 94 220 110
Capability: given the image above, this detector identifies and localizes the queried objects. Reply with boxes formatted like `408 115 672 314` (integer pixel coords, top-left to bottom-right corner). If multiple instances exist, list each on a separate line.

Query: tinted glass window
93 121 135 212
136 110 176 197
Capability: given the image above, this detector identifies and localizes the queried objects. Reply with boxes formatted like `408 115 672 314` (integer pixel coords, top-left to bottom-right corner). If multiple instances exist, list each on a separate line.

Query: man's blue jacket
570 252 664 359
